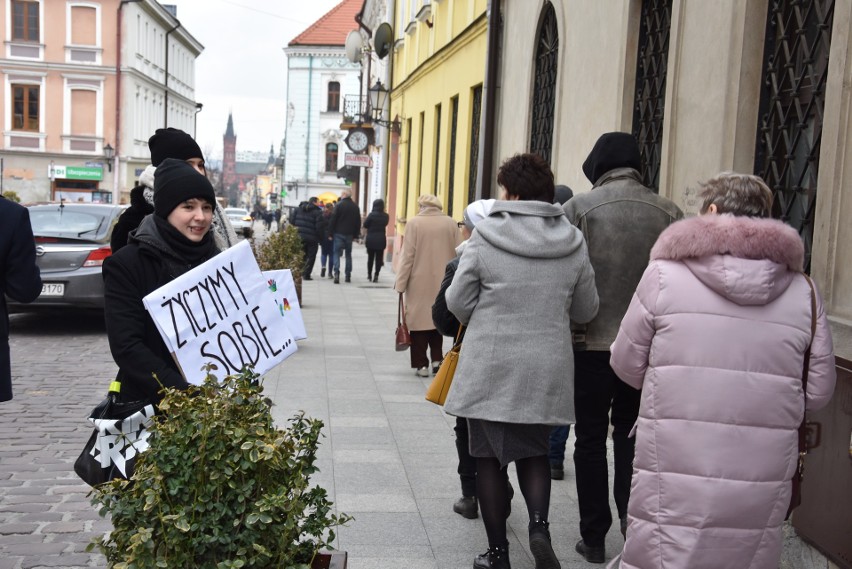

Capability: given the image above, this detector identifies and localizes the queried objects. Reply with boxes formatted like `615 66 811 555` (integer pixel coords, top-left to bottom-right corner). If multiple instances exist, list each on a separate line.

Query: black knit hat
582 132 642 185
148 128 203 167
154 158 216 218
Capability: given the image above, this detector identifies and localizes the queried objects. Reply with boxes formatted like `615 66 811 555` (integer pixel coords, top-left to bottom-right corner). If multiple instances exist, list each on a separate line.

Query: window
12 84 39 131
448 96 459 216
468 85 482 203
327 81 340 112
529 2 558 166
632 0 673 192
434 104 442 195
325 143 338 172
12 1 39 42
754 0 834 273
70 89 96 135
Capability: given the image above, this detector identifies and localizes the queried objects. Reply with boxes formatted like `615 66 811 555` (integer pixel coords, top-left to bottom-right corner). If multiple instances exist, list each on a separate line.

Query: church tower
222 113 237 193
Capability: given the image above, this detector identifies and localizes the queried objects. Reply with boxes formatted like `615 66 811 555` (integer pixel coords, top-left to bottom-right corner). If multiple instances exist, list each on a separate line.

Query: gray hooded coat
443 200 599 424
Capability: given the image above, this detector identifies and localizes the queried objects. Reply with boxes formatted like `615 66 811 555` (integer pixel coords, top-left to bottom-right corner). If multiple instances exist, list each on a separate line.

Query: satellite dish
345 30 363 63
373 23 393 59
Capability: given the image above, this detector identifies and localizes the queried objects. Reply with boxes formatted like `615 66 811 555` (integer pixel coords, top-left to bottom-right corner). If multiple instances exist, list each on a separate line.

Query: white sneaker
431 361 442 375
416 366 430 377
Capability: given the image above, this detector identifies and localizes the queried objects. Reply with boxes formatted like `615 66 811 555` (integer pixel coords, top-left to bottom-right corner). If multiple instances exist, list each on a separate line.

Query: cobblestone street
1 309 113 568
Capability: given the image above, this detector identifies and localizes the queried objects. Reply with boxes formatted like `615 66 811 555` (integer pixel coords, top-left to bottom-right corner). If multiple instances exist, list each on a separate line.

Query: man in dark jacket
0 196 42 402
292 197 325 280
565 132 683 563
327 189 361 284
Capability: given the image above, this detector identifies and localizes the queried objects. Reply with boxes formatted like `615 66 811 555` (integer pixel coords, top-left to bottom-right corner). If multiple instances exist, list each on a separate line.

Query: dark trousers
366 248 384 277
320 237 333 272
548 425 571 467
333 234 353 278
301 240 318 278
455 417 477 497
409 329 443 369
573 350 640 547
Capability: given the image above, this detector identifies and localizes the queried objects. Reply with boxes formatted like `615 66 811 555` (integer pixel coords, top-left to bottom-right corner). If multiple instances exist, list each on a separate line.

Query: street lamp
194 102 203 138
103 143 114 172
368 80 401 134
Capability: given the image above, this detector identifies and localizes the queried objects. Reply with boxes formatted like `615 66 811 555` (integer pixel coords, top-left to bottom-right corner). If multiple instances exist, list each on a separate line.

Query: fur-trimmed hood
651 214 805 306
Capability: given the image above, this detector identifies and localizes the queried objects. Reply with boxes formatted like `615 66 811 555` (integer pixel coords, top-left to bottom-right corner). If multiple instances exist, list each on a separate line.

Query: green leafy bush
1 190 21 203
89 368 350 569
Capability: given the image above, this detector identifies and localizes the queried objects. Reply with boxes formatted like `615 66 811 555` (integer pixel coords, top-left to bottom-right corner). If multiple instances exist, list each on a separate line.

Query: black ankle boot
473 543 510 569
528 512 560 569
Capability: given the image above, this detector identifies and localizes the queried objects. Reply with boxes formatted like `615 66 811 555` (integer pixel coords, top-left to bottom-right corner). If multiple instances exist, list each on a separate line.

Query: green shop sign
52 165 103 181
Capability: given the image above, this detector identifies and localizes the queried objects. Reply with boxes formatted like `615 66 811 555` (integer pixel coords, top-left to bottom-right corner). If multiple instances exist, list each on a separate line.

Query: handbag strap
398 293 406 326
452 325 465 348
797 275 817 466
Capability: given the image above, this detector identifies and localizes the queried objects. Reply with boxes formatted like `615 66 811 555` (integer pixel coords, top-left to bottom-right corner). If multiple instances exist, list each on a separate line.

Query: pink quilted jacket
609 214 836 569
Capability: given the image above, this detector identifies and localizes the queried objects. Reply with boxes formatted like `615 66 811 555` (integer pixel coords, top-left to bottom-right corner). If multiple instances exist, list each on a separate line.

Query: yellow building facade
388 0 488 240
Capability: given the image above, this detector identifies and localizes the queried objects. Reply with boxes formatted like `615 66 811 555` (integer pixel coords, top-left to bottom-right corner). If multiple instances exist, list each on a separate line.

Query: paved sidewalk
263 243 623 569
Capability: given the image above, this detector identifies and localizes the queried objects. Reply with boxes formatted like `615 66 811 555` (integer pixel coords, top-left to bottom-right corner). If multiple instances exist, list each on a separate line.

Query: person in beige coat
395 194 462 376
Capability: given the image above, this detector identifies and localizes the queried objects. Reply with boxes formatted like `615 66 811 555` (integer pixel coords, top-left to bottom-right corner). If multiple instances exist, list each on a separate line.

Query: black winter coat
328 197 361 238
0 198 42 402
362 208 389 251
292 202 325 243
111 185 154 253
432 255 462 338
103 216 218 403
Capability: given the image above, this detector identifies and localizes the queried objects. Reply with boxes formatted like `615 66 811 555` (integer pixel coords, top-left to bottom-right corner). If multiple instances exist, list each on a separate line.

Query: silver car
225 207 253 238
8 203 125 310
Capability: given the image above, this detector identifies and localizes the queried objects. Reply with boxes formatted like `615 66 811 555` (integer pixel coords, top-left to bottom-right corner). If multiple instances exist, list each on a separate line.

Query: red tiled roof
289 0 362 47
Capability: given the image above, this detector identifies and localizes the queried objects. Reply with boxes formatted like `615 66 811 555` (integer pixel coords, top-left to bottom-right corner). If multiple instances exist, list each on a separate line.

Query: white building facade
282 36 361 205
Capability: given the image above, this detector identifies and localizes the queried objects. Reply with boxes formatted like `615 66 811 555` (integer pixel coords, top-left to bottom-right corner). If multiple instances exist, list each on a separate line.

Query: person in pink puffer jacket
609 172 836 569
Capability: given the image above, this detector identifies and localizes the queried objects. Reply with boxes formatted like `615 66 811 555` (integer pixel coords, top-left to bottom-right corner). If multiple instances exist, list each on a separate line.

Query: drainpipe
354 10 374 212
305 55 313 185
115 0 142 204
164 20 182 127
477 0 501 199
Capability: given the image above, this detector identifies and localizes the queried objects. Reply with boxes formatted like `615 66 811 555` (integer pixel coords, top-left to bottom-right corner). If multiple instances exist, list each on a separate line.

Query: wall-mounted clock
345 128 370 154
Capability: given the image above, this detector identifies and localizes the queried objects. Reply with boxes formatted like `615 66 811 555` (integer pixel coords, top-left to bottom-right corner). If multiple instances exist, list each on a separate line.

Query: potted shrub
253 225 305 304
88 367 350 568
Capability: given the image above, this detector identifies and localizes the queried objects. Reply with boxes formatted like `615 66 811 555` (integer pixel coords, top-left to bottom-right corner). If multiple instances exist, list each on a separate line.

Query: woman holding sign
103 158 220 403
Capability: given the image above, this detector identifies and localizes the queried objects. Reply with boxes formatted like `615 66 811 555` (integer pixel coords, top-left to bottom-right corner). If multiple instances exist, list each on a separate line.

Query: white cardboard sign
261 269 307 341
143 240 297 384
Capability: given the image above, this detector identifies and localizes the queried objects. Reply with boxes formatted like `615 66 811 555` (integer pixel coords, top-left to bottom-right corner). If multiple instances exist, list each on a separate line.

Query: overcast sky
172 0 346 161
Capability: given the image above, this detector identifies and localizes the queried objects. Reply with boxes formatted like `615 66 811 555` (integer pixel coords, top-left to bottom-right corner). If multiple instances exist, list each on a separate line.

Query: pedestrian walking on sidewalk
609 172 836 569
0 195 42 402
363 199 389 283
565 132 683 564
103 159 221 404
320 203 334 278
395 194 461 377
328 189 361 283
444 153 599 569
432 199 496 521
292 197 325 280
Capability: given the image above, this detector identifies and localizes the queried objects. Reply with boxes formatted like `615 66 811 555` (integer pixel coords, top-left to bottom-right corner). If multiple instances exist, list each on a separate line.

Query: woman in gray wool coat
444 153 599 569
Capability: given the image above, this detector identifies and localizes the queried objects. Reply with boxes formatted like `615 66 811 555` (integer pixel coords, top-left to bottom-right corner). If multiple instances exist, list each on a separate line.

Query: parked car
225 207 253 238
7 203 125 311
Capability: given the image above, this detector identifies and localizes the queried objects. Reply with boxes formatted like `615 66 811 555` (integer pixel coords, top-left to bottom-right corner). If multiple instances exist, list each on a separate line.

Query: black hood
371 199 385 212
582 132 642 185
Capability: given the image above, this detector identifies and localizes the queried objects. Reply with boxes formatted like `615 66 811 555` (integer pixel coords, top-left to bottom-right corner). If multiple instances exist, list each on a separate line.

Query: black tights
476 454 551 546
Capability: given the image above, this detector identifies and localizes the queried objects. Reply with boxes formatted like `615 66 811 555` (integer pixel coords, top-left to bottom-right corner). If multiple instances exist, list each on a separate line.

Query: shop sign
344 153 372 168
50 164 103 181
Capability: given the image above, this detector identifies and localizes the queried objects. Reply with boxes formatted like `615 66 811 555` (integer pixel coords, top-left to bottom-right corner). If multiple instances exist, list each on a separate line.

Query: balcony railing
343 96 368 124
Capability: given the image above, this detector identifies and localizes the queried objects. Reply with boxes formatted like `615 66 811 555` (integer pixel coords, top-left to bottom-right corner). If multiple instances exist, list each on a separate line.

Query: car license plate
41 283 65 297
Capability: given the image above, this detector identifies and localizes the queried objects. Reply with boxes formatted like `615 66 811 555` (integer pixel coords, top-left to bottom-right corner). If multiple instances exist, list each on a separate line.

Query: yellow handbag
425 326 463 406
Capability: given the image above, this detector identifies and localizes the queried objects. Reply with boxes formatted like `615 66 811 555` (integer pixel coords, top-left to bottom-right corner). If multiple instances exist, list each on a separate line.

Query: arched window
325 143 338 172
327 81 340 112
529 2 558 165
754 0 834 273
632 0 673 192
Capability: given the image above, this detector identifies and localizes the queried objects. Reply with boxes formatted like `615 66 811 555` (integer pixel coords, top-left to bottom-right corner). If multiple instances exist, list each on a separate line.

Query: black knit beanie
154 158 216 218
148 127 203 167
582 132 642 185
